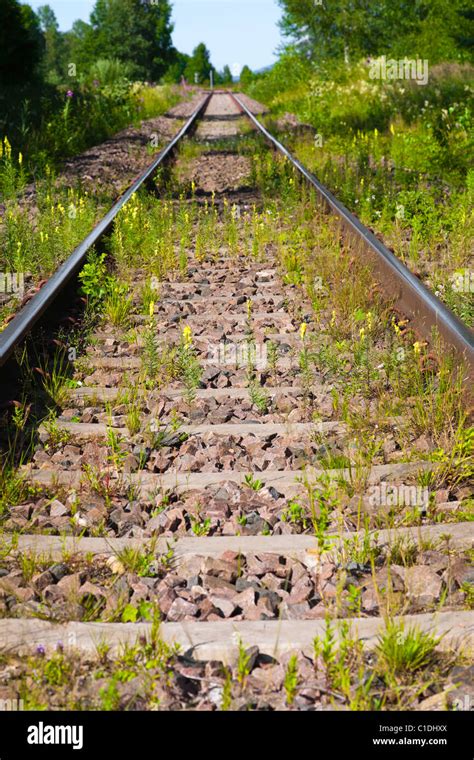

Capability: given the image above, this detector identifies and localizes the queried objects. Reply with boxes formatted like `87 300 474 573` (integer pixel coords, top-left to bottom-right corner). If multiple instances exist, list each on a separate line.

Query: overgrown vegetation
242 1 473 325
0 0 238 183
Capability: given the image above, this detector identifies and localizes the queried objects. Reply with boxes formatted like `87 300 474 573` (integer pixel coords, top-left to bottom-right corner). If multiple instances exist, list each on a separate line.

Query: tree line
0 0 249 87
277 0 473 65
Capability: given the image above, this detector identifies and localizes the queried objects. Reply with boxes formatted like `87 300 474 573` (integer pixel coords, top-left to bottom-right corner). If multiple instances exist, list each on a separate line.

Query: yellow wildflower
149 301 155 318
183 325 193 348
413 341 427 355
300 322 307 341
18 152 23 166
3 137 11 160
359 327 366 340
246 299 252 319
391 316 408 335
390 124 395 136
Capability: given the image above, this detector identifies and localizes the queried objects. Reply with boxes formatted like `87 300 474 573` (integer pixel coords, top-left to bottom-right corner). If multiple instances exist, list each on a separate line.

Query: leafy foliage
278 0 474 64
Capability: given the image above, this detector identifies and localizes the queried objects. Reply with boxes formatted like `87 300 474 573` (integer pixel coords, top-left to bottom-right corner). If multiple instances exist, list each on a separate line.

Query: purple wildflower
66 90 74 98
36 644 46 657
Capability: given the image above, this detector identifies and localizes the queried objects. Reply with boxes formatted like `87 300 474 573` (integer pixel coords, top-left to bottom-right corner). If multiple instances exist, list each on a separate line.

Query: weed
236 639 252 687
177 326 202 403
376 621 440 675
284 655 299 706
244 474 264 491
191 516 212 537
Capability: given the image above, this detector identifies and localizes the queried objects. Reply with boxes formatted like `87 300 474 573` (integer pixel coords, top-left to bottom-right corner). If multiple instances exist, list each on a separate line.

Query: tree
277 1 427 62
0 0 44 84
220 65 233 85
277 0 472 64
455 2 474 56
87 0 175 80
64 19 100 77
37 5 66 83
239 65 253 86
163 50 191 83
395 0 474 62
184 43 214 85
277 0 377 62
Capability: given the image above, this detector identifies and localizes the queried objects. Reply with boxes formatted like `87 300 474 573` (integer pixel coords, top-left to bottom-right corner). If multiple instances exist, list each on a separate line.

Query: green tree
65 19 98 78
184 42 214 85
239 65 253 86
0 0 44 84
221 64 233 85
277 0 473 63
88 0 174 80
37 4 66 83
394 0 474 62
278 0 377 61
163 50 191 83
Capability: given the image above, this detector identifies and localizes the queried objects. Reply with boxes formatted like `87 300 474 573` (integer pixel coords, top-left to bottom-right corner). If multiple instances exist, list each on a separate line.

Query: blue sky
28 0 283 71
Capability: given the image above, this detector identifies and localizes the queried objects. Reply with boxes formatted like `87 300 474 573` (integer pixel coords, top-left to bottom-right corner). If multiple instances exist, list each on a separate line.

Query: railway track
0 91 473 711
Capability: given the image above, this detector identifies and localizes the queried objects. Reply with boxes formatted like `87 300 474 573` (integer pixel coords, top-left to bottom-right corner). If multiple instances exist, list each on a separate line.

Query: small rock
49 563 69 582
209 596 236 618
416 691 450 711
57 573 84 595
443 558 474 591
201 557 237 582
122 453 139 474
207 686 224 708
167 597 198 622
49 500 68 518
202 575 236 597
233 587 257 616
404 566 442 608
32 570 55 593
289 575 313 604
106 556 125 575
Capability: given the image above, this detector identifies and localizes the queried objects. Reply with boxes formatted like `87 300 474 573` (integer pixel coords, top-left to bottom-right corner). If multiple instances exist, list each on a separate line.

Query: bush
0 80 182 188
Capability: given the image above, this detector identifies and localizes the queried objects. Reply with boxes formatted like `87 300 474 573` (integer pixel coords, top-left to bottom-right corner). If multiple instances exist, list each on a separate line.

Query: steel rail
231 92 474 386
0 93 212 368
